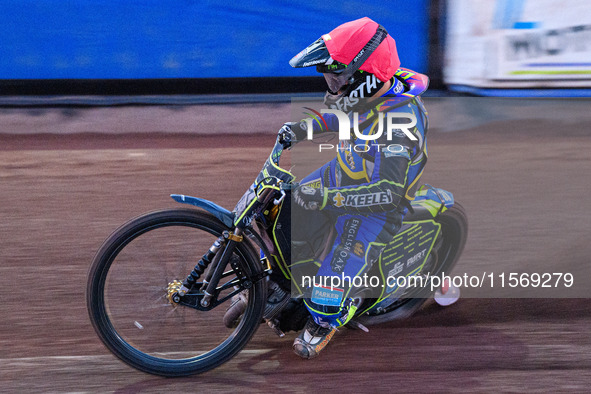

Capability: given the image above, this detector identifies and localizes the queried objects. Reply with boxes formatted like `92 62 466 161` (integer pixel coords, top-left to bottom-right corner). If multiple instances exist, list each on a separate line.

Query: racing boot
292 317 337 359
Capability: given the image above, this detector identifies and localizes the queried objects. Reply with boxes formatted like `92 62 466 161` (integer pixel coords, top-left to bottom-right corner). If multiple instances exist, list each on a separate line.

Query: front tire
87 209 266 377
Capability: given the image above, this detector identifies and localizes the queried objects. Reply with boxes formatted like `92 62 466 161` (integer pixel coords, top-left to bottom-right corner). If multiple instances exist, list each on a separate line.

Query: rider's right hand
277 122 308 150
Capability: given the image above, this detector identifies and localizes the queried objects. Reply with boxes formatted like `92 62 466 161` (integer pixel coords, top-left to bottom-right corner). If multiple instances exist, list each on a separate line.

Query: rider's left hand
293 184 326 210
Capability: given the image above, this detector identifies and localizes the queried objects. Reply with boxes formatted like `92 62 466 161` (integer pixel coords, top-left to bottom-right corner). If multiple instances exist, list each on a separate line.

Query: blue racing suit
292 69 429 327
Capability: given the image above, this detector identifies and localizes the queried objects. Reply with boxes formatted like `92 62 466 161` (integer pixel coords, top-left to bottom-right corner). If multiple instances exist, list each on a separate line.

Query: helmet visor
289 38 331 68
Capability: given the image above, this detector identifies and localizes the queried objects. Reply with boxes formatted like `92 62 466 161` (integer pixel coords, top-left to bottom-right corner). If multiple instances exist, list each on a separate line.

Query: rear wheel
430 202 469 277
357 202 468 325
87 209 266 377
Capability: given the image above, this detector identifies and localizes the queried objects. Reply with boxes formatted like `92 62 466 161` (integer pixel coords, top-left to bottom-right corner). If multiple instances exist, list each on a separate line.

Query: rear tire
357 202 468 325
431 202 468 277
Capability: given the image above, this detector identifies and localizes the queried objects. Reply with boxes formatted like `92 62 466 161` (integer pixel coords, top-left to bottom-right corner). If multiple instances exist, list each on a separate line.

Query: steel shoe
293 317 337 359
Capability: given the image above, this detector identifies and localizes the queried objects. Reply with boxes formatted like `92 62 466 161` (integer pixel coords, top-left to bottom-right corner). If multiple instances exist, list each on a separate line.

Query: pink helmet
290 17 401 107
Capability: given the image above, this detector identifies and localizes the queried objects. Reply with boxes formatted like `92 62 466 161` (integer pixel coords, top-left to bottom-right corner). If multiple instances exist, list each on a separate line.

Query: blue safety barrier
0 1 429 80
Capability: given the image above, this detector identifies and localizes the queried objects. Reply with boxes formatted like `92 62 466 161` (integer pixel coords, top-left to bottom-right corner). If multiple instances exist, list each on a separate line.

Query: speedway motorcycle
87 134 468 377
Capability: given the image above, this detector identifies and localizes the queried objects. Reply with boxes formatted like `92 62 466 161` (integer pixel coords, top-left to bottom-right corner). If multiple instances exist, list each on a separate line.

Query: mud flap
171 194 234 227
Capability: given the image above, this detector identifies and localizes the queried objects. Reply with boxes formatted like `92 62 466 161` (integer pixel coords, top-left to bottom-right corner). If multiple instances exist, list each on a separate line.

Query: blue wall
0 0 429 80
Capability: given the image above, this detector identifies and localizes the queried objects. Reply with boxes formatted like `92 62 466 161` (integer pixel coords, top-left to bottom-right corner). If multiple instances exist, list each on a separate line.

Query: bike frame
169 138 457 314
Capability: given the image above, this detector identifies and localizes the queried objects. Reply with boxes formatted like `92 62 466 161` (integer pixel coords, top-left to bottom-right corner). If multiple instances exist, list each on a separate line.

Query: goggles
321 70 349 93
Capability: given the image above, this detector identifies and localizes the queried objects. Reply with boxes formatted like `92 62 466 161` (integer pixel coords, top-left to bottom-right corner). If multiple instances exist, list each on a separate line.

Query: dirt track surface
1 102 591 392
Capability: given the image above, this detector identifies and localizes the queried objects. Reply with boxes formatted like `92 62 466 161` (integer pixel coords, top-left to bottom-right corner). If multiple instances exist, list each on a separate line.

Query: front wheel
87 209 266 377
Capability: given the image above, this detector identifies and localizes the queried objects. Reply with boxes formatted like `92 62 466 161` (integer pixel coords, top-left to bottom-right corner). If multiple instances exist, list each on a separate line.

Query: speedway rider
279 17 430 359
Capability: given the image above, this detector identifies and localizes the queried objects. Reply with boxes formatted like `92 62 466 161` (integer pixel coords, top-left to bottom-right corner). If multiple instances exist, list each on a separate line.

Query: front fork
171 185 280 308
200 229 244 307
169 227 252 309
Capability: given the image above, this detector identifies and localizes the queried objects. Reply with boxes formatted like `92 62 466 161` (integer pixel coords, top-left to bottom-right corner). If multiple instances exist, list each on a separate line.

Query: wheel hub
166 280 183 304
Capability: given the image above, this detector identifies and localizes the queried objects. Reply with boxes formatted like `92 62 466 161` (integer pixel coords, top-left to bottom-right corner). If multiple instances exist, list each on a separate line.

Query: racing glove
292 184 327 210
277 122 308 150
